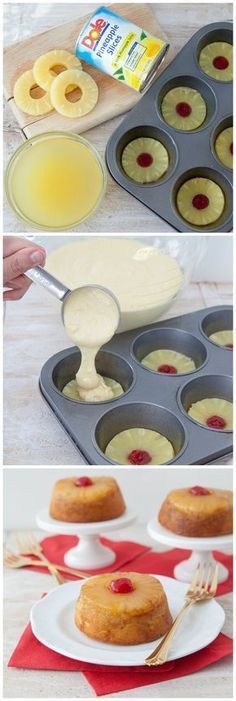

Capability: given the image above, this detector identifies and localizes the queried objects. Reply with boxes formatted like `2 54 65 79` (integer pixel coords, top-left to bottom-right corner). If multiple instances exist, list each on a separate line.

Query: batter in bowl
63 286 121 402
46 238 183 332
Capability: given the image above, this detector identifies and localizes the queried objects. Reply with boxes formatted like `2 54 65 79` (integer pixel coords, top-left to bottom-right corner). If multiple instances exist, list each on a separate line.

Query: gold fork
145 564 218 666
14 531 65 585
4 548 88 579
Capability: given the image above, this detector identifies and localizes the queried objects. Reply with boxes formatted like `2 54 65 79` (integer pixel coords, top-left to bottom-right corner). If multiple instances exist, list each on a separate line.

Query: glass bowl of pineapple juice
4 131 107 230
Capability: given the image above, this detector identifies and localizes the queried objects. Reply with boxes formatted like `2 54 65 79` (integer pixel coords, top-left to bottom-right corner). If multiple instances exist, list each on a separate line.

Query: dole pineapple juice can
76 6 169 93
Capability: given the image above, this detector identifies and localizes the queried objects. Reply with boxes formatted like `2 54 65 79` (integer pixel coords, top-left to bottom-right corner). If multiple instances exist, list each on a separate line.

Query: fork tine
197 565 206 592
209 564 219 594
189 564 200 591
203 565 212 592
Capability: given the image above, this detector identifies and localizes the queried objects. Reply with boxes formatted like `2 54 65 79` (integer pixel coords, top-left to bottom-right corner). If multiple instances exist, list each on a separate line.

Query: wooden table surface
3 275 233 466
3 2 233 233
3 526 233 698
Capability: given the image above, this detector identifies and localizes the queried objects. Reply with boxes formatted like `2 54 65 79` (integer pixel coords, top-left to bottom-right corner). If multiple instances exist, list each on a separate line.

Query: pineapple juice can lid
75 6 169 93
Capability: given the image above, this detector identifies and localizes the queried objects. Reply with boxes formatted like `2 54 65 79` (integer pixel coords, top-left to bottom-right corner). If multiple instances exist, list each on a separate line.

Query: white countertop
3 280 233 465
3 2 233 233
3 526 233 698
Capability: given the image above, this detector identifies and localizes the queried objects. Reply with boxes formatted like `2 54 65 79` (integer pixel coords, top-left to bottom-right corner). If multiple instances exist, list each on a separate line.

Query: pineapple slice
13 69 53 116
176 177 225 226
33 49 82 91
121 137 169 183
199 42 233 81
50 69 98 118
188 398 233 429
142 349 195 374
215 127 233 169
105 427 174 465
62 375 123 401
209 330 233 348
161 86 206 131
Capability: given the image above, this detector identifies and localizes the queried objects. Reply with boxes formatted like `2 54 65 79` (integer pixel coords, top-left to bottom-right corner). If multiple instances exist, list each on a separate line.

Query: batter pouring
63 286 121 402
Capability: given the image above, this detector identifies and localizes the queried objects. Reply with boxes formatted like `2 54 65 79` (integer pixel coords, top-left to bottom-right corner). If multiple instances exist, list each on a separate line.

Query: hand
3 236 46 301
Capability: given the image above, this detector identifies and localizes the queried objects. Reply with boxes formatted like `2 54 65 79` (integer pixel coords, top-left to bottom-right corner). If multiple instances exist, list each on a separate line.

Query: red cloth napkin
26 534 150 576
123 548 233 596
8 623 232 696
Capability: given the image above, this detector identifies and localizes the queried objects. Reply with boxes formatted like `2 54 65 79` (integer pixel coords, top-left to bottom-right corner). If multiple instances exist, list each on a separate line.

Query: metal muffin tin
106 22 233 232
39 305 233 465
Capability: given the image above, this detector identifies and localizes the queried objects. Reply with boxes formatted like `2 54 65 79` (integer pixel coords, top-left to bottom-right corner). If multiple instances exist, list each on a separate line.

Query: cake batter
63 286 120 401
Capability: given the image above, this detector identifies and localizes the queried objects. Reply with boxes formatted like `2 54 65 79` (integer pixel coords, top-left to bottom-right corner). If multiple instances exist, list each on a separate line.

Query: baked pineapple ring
215 127 233 169
121 137 169 183
209 330 233 348
161 87 207 131
188 398 233 430
50 69 98 117
33 49 82 91
62 376 123 402
176 177 225 226
13 69 53 116
142 349 196 374
105 427 174 465
199 41 233 81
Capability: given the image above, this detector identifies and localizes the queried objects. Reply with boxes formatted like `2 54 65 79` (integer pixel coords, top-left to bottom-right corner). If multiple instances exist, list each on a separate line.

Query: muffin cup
93 402 187 464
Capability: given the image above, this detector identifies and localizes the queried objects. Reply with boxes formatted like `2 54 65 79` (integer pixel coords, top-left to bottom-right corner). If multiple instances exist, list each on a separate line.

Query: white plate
30 575 225 667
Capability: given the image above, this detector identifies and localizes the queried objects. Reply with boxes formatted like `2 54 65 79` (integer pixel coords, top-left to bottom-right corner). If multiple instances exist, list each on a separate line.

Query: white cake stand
147 518 232 583
36 508 136 570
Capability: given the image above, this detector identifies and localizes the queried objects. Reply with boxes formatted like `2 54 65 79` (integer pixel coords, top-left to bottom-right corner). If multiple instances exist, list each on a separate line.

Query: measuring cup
25 266 121 329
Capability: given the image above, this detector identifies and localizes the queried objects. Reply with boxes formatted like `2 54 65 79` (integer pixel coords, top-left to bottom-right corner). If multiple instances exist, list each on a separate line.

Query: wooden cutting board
4 3 175 139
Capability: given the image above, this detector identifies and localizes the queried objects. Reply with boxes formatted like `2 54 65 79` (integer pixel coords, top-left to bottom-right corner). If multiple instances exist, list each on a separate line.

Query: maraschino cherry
158 364 177 374
109 577 134 593
176 101 192 117
213 55 229 70
189 485 210 496
75 476 93 487
192 194 209 210
206 415 226 429
136 152 153 168
128 449 152 465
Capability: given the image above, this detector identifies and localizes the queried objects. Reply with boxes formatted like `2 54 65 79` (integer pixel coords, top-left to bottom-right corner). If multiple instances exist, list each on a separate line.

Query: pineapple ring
199 42 233 81
188 398 233 430
176 177 225 226
62 376 123 401
33 49 82 91
121 137 169 183
50 69 98 118
208 330 233 348
142 349 195 374
215 127 233 169
13 69 53 116
161 87 206 131
105 427 174 465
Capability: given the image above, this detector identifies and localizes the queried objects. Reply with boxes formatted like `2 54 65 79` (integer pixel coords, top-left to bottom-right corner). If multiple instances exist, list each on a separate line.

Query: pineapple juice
5 132 106 230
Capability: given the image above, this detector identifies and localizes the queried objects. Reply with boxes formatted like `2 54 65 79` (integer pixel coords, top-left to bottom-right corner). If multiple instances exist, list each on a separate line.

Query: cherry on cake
75 572 172 644
121 137 169 183
142 349 195 374
176 177 225 226
158 486 233 537
161 86 206 131
208 330 233 349
49 476 126 522
187 398 232 430
215 127 233 169
62 376 123 401
199 41 232 81
105 427 174 464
